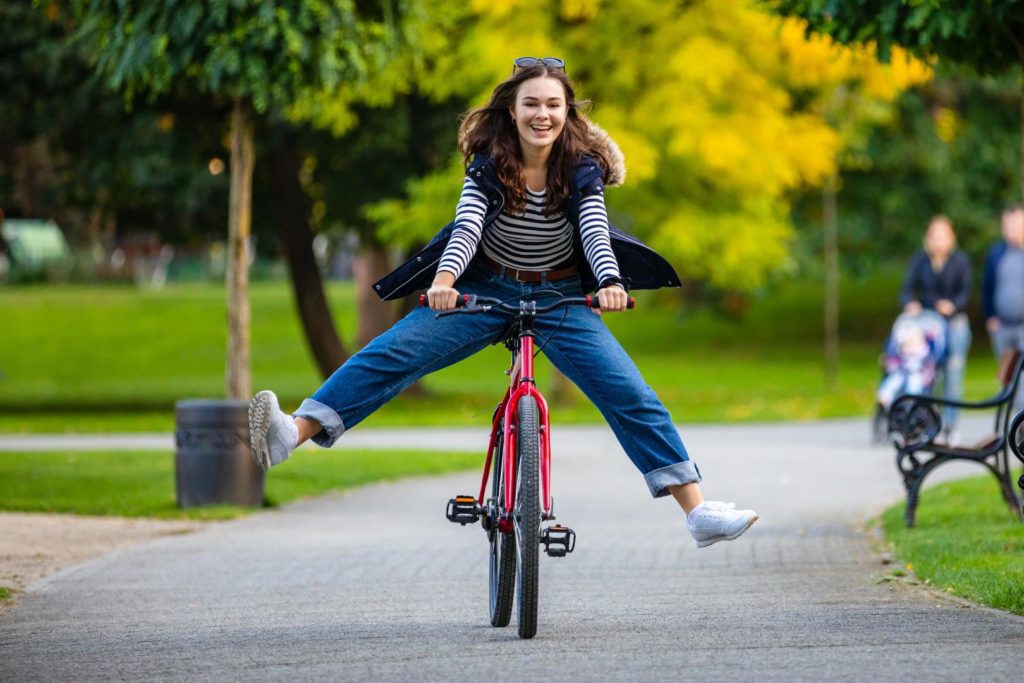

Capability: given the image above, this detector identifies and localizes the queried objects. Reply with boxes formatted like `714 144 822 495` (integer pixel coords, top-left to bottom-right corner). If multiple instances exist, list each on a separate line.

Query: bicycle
424 292 634 639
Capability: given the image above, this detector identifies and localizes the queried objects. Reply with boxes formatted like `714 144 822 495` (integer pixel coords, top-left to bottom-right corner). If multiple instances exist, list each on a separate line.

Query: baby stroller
871 310 948 444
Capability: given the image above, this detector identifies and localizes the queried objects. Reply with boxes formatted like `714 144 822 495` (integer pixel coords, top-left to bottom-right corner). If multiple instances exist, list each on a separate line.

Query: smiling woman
249 58 758 552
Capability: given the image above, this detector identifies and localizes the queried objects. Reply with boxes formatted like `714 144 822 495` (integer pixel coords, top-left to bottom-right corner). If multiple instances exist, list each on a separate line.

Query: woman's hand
935 299 955 316
427 272 460 310
594 284 628 315
903 300 922 315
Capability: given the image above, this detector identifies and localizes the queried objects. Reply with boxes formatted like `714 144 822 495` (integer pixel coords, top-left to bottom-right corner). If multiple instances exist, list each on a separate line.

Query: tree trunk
823 175 839 390
268 130 348 378
226 100 254 400
353 236 395 347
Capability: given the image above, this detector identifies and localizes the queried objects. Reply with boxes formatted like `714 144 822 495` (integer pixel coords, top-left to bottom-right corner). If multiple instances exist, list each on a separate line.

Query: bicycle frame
427 292 632 532
477 333 553 527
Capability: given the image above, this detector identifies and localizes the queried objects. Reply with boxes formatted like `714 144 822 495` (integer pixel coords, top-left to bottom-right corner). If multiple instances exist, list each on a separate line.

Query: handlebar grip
419 293 472 308
587 295 637 309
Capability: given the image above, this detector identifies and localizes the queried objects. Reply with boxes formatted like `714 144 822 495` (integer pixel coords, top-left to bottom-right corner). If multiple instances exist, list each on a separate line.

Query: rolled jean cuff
294 398 346 448
644 460 701 498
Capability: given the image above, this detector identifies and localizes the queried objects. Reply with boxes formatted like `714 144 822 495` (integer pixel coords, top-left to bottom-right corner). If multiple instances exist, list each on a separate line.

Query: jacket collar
466 153 603 190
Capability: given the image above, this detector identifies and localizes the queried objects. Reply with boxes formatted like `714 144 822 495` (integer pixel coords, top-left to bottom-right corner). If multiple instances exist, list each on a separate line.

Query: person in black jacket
899 215 972 441
249 59 757 548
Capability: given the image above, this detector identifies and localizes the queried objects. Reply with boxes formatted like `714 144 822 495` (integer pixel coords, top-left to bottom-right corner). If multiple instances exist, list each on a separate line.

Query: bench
1007 406 1024 500
888 349 1024 527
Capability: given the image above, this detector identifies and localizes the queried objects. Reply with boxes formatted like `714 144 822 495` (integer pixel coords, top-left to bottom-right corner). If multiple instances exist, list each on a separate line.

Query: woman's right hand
427 272 460 310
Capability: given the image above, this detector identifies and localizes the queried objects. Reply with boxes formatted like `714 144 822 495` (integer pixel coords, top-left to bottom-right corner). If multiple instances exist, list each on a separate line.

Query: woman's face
510 76 566 152
924 220 955 258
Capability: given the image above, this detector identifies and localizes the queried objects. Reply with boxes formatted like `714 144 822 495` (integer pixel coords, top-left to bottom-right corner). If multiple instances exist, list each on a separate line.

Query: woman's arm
430 177 489 310
578 192 622 287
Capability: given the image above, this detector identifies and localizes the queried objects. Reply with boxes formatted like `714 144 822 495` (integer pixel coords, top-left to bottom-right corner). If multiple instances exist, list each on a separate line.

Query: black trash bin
175 399 264 507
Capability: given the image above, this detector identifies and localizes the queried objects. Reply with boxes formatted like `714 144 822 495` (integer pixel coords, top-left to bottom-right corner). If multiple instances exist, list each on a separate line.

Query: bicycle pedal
446 495 481 526
540 525 576 557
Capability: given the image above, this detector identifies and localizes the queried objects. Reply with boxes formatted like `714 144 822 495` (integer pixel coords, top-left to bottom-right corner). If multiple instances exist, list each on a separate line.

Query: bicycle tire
514 394 541 639
489 422 516 627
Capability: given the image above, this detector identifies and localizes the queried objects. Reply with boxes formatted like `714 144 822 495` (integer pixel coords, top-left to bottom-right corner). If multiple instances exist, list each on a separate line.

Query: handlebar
418 293 636 316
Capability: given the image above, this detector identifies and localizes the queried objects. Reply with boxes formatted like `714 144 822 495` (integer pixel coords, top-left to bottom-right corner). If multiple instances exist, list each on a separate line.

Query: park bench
888 349 1024 527
1007 406 1024 499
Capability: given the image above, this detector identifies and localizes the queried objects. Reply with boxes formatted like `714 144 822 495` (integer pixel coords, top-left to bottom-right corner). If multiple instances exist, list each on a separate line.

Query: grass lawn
881 475 1024 615
0 449 482 520
0 270 1004 432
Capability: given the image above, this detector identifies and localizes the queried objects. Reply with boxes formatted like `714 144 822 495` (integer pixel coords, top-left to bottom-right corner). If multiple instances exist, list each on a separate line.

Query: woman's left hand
594 284 628 315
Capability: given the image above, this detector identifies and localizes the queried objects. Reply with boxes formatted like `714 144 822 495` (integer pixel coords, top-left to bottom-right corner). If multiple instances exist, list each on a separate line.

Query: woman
899 215 972 442
250 58 758 548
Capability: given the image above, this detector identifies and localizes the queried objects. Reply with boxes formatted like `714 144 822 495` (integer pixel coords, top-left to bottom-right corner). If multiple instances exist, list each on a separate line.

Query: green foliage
71 0 389 114
0 448 480 519
770 0 1024 73
0 2 228 245
882 474 1024 615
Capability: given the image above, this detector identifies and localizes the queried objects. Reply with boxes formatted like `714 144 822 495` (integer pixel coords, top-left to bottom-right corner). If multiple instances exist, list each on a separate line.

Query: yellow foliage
368 0 933 291
933 106 959 143
560 0 599 22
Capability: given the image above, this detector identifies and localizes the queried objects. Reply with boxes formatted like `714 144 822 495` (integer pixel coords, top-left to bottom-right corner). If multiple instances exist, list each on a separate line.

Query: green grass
0 587 11 601
0 270 1005 431
0 449 481 520
881 475 1024 615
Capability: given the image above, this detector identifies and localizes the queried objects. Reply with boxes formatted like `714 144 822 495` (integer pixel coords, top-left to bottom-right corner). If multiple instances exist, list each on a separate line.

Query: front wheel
488 423 516 627
514 395 541 639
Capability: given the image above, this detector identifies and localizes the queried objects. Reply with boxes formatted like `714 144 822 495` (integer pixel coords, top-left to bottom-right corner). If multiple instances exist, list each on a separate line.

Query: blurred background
2 0 1023 434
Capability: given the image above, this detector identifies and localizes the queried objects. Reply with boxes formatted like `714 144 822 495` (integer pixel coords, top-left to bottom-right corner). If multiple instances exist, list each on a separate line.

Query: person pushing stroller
897 215 972 443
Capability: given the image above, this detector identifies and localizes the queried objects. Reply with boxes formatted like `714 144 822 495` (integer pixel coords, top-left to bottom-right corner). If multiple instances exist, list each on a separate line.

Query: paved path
2 419 1023 681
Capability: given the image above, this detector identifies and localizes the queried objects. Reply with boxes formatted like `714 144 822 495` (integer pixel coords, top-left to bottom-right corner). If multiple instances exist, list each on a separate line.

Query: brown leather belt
482 253 577 284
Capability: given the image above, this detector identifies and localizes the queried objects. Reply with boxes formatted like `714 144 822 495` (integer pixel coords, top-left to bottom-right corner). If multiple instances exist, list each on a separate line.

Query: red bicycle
426 293 633 639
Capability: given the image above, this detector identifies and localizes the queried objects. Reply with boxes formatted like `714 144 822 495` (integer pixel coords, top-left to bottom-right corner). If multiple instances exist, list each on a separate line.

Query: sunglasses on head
512 57 566 74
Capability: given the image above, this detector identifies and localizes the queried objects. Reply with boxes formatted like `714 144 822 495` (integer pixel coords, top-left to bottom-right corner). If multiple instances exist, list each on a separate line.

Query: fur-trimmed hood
583 121 626 187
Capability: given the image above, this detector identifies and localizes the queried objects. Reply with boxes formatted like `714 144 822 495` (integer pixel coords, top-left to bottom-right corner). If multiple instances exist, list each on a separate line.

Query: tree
0 2 228 257
770 0 1024 200
71 0 391 399
369 1 929 294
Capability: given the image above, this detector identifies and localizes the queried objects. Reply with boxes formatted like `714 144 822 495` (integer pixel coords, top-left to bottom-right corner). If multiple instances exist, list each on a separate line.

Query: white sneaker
687 501 759 549
248 390 298 471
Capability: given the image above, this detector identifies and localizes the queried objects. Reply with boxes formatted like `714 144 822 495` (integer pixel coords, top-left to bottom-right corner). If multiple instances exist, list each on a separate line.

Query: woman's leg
251 270 514 467
532 286 756 546
293 302 508 447
941 313 971 433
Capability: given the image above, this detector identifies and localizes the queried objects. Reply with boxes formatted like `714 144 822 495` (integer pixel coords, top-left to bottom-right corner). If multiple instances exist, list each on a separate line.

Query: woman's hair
458 64 606 215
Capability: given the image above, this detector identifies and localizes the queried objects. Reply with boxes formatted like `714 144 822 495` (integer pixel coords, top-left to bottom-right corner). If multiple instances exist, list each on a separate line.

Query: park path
1 418 1023 681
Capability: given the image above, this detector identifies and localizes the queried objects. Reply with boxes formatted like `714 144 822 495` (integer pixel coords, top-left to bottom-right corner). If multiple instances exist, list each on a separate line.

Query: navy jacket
372 154 681 301
982 241 1017 321
899 249 971 317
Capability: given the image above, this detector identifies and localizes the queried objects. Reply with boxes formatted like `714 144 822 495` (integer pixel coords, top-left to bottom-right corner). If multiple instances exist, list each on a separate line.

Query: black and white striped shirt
437 177 621 285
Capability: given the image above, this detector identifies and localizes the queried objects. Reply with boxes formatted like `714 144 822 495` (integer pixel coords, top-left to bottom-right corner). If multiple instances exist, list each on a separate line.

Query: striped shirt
437 176 621 285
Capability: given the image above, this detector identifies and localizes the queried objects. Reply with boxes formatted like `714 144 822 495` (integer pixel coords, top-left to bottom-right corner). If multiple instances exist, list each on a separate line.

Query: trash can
175 399 264 507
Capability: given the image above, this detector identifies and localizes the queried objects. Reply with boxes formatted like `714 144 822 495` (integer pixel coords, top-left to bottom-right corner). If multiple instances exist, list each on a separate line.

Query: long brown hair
458 64 600 215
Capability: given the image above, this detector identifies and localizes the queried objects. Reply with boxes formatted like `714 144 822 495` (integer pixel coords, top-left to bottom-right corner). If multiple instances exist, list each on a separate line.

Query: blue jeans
294 262 700 497
938 313 971 431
